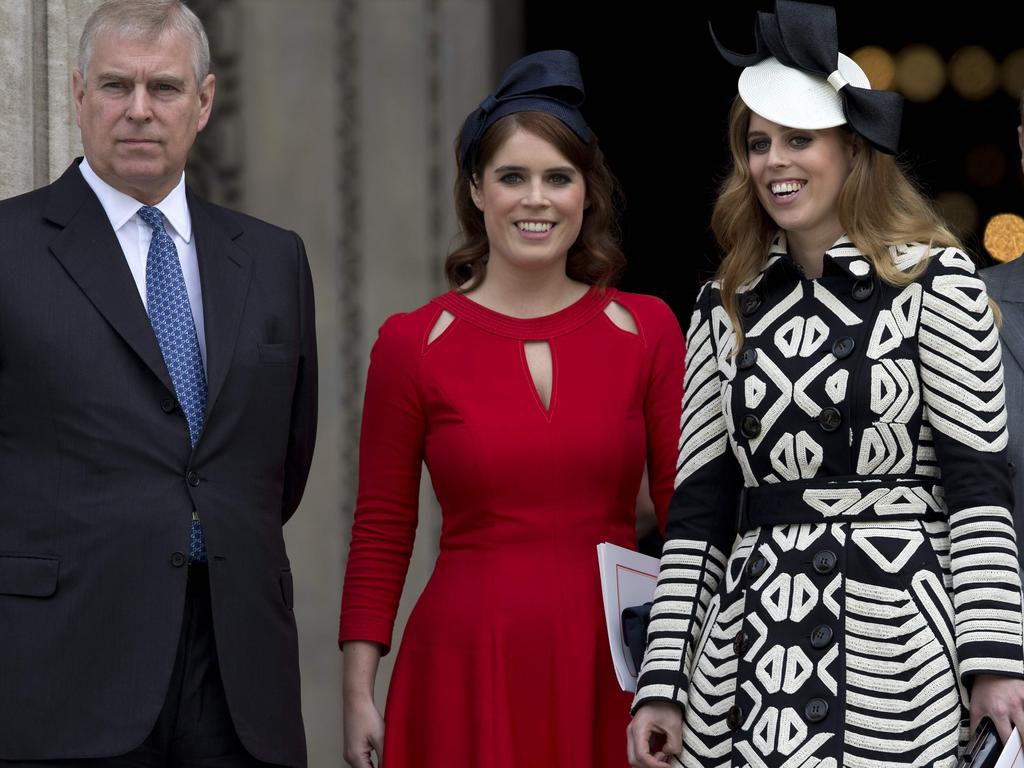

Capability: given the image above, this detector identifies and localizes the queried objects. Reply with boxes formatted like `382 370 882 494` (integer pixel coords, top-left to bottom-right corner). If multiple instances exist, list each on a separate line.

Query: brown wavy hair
446 111 625 289
713 97 961 351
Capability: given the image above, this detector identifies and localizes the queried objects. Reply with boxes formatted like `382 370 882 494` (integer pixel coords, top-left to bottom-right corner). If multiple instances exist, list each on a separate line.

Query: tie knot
137 205 166 232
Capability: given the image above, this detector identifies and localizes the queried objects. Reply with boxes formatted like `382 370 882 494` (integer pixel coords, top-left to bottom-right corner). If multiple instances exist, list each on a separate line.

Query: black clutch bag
958 719 1002 768
621 601 653 673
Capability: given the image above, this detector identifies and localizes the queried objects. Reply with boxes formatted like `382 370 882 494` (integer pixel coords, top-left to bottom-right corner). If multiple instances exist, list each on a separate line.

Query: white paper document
597 542 659 692
997 728 1024 768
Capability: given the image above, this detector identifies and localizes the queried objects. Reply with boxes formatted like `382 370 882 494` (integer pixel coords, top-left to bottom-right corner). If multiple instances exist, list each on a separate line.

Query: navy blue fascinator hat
458 50 592 177
711 0 903 154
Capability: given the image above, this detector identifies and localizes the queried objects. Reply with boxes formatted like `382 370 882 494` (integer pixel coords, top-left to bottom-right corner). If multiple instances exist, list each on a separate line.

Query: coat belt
736 474 945 532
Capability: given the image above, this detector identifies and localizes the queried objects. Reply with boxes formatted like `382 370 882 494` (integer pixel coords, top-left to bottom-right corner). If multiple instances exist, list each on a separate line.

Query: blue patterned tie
138 205 208 563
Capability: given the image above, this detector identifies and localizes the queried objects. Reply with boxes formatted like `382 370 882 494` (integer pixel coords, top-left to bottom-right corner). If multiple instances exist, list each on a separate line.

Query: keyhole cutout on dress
524 340 553 411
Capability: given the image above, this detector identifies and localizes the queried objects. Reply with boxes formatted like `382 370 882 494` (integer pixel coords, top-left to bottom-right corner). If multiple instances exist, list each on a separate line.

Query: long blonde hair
712 97 961 350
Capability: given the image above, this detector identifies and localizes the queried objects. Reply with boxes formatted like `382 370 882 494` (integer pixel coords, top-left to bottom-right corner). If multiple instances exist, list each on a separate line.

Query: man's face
73 28 215 205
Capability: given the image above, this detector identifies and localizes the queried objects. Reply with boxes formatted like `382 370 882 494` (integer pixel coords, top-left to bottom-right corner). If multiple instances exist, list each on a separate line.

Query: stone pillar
0 0 102 199
234 0 516 761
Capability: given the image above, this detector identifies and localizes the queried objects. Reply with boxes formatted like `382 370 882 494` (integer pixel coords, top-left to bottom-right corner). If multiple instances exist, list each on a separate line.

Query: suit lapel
997 301 1024 372
985 264 1024 373
189 190 251 420
45 164 175 394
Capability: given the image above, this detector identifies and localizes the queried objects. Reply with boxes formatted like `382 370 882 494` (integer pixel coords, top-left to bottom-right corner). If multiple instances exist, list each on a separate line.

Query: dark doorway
524 1 1024 322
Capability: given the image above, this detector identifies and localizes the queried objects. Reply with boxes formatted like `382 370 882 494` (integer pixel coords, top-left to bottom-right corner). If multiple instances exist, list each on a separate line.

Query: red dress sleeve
338 313 427 653
635 296 686 533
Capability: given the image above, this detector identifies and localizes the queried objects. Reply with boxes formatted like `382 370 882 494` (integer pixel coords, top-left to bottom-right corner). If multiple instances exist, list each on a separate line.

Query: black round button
738 347 758 370
726 703 744 730
852 279 874 301
747 555 768 578
170 552 187 567
812 550 838 575
810 624 834 649
186 470 200 487
160 397 177 413
804 697 829 723
741 292 762 316
831 337 855 359
733 630 747 656
741 414 762 438
818 407 842 432
1009 461 1016 478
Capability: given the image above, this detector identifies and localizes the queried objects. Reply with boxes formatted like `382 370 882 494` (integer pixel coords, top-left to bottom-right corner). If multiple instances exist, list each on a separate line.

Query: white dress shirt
78 157 208 370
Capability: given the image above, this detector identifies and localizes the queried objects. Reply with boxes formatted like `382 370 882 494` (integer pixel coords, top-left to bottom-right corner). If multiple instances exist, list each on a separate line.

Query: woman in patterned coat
627 3 1024 767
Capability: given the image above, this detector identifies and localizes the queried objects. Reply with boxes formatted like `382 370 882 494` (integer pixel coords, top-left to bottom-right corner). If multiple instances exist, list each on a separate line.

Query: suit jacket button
804 697 829 723
818 407 842 432
831 337 855 359
171 552 187 567
741 414 762 438
726 703 744 730
812 550 838 574
186 471 200 487
810 624 834 649
738 347 758 370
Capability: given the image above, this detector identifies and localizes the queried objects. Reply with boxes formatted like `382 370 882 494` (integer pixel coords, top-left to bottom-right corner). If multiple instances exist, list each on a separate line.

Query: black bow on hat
712 0 903 154
459 50 592 177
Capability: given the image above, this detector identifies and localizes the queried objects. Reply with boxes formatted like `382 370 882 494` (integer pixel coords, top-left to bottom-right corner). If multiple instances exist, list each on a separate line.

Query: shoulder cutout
604 300 638 335
427 309 455 345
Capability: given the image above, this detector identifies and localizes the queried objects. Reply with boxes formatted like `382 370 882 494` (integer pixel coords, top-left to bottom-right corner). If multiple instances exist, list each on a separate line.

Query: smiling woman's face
471 128 586 275
746 112 855 243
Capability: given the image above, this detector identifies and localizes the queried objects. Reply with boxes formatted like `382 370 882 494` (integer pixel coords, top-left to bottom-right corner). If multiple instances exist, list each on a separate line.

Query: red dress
339 288 684 768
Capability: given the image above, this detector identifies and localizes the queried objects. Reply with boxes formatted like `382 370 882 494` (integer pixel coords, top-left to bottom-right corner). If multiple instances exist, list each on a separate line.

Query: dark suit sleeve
281 231 318 523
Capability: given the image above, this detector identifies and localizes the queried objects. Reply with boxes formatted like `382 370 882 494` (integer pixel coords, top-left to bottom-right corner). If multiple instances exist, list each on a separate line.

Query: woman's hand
627 701 683 768
970 674 1024 743
343 693 384 768
342 640 385 767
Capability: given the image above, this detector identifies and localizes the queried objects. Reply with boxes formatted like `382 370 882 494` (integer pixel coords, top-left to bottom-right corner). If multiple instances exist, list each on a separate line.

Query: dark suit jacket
982 258 1024 573
0 161 317 765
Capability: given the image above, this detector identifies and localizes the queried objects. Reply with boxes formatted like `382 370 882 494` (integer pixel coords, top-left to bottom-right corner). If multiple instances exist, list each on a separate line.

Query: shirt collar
78 157 192 243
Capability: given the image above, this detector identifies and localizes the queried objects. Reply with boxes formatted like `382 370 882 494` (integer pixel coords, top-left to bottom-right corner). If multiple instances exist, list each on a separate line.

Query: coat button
1010 461 1016 478
726 703 744 730
812 550 837 575
171 552 187 567
852 279 874 301
810 624 834 649
741 414 762 438
818 407 842 432
738 347 758 370
186 470 200 487
831 337 855 359
747 554 768 578
733 630 748 656
161 397 177 413
741 292 762 316
804 697 829 723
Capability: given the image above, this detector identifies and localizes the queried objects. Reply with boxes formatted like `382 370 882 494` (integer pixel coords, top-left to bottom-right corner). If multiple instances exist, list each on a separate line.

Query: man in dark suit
0 1 316 765
981 88 1024 574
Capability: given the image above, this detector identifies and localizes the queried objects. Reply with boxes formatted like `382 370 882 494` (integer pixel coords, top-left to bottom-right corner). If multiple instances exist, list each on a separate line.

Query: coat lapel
188 190 251 419
45 163 175 394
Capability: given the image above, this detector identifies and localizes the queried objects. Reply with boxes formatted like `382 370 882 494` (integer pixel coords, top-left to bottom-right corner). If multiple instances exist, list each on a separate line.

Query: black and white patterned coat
634 234 1024 768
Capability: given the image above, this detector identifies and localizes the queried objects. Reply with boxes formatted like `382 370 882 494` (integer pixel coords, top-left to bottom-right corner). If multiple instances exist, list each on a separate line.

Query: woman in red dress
339 50 685 768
